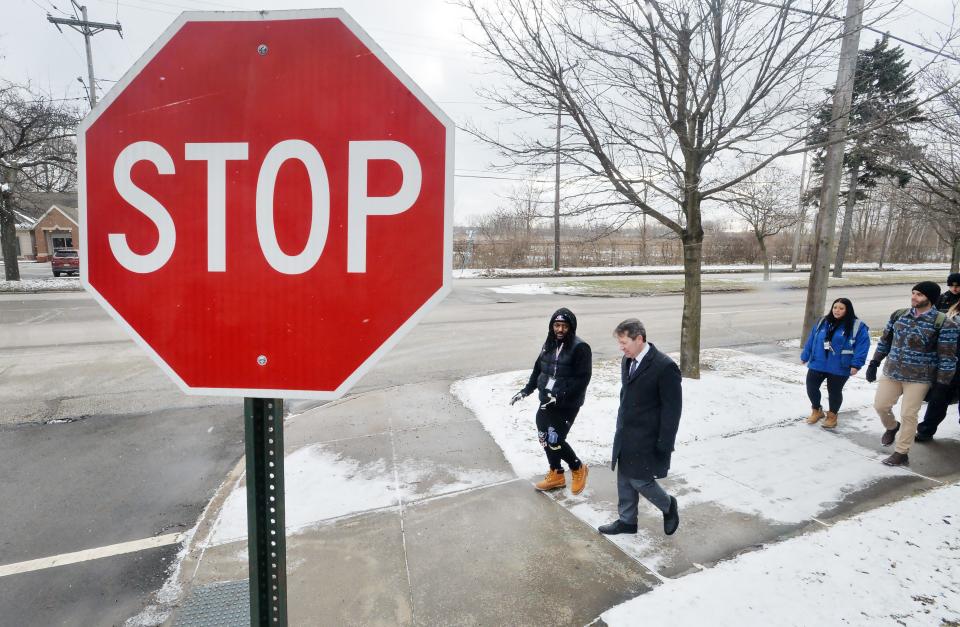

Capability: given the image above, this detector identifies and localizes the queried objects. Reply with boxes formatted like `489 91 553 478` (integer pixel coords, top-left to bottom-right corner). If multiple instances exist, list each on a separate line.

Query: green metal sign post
244 398 288 626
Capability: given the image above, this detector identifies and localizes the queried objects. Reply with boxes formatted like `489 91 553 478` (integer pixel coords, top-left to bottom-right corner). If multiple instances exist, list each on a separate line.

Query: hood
547 307 578 343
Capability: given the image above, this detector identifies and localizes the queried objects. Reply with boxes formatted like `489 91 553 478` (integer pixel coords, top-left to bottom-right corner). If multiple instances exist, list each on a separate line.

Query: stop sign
80 10 453 399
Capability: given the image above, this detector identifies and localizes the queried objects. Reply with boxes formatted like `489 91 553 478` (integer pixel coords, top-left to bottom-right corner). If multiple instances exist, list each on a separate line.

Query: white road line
0 532 184 578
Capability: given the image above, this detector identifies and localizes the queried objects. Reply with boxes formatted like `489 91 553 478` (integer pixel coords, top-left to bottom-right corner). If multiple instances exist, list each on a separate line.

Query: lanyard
552 344 562 377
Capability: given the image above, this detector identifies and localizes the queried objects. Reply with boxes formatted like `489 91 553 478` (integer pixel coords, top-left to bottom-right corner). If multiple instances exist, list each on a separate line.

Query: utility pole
801 0 864 340
553 69 562 272
48 1 122 108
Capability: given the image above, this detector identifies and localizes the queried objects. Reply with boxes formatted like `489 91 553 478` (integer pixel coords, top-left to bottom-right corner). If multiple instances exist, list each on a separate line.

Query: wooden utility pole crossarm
47 2 122 108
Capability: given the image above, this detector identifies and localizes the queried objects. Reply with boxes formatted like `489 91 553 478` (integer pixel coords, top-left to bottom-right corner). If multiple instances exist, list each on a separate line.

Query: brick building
12 192 79 261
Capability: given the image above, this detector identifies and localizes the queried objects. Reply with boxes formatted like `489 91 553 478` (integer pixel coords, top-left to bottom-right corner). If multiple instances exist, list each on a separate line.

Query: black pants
535 406 582 472
918 388 958 437
806 369 849 413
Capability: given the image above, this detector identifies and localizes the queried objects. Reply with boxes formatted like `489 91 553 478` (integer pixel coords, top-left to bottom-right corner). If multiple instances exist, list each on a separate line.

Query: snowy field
452 348 960 623
456 262 949 279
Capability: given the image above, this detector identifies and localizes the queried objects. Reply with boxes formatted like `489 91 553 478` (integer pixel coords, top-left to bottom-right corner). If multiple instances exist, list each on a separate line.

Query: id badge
546 377 556 391
823 341 832 352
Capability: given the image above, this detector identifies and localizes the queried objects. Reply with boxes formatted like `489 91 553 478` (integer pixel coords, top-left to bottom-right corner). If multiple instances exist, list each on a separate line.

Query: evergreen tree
807 36 923 276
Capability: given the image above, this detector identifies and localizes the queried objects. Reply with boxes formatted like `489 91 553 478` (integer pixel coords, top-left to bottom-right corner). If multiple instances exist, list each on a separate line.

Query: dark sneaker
881 422 900 446
882 452 909 466
663 496 680 536
915 433 933 443
598 520 638 535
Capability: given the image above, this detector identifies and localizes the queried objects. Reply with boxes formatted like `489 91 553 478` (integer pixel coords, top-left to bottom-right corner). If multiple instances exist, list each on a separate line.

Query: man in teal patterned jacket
865 281 959 466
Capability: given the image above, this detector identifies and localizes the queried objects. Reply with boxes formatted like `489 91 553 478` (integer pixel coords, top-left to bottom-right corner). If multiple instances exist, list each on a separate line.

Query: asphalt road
0 260 59 280
0 277 921 625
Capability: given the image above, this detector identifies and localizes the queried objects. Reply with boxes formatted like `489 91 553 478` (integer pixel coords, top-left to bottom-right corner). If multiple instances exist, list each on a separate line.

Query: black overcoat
610 343 682 480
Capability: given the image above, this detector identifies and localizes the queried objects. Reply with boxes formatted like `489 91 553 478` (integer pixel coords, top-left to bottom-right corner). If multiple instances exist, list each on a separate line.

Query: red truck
51 248 80 277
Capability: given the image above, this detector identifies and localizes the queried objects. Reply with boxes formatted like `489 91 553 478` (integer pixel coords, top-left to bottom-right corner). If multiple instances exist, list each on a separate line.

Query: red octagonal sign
80 10 453 399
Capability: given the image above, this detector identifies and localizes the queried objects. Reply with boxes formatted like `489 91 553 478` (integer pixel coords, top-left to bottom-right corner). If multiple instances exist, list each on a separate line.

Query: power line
47 1 123 107
743 0 960 64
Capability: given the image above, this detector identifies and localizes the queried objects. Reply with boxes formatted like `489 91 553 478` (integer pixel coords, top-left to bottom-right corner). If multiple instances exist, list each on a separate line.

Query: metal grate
172 580 249 627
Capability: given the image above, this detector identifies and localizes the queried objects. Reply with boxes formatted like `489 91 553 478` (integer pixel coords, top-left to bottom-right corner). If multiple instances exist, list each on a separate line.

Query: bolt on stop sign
80 10 453 399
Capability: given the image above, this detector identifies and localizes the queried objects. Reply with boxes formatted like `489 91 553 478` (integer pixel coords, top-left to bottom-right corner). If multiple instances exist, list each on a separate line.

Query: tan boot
806 408 825 424
534 469 566 491
821 411 838 429
570 463 589 495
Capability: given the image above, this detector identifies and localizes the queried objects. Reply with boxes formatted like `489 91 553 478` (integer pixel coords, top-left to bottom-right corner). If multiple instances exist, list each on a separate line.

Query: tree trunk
877 194 895 270
951 234 960 273
0 168 21 282
832 162 860 278
758 235 771 280
680 229 703 379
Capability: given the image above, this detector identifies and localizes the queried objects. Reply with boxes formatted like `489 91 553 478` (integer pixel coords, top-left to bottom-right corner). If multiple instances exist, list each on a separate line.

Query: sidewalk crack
387 414 417 625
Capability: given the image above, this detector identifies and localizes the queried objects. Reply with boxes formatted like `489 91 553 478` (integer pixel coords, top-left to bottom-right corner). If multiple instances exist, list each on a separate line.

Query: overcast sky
3 0 958 226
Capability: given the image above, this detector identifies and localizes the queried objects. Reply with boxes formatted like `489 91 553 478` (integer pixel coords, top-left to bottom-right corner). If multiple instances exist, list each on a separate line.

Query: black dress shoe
598 520 637 535
663 496 680 536
882 452 909 466
915 432 933 443
881 422 900 446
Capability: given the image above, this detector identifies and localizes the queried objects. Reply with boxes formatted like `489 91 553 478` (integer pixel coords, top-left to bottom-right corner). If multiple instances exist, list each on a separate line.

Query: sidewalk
158 348 960 626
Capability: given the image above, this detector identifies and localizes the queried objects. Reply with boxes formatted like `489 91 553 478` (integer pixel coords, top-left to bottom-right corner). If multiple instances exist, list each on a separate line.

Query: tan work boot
534 469 566 491
806 408 825 424
821 411 838 429
570 463 589 495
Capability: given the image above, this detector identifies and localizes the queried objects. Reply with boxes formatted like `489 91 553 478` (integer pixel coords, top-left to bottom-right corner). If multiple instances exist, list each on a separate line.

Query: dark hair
614 318 646 341
826 298 856 337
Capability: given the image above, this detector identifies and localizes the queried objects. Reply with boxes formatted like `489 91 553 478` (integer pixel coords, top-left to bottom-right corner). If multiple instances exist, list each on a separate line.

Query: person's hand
865 361 879 383
801 361 807 365
540 394 557 410
510 391 526 406
850 367 859 376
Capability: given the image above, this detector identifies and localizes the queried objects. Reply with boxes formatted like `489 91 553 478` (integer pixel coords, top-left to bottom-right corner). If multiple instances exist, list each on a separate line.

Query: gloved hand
510 391 527 406
546 427 559 447
865 361 879 383
540 394 557 410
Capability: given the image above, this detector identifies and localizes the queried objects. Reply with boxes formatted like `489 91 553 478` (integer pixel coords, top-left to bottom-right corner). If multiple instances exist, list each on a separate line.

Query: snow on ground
207 443 513 546
0 277 80 292
451 348 915 569
602 483 960 627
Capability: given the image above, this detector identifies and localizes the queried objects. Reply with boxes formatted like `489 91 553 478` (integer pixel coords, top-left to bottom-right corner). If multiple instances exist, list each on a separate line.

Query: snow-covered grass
484 271 943 297
451 349 878 479
455 262 949 279
0 277 81 292
602 483 960 627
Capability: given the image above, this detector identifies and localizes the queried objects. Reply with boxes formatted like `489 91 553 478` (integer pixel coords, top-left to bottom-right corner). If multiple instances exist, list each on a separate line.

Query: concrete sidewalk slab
401 480 657 626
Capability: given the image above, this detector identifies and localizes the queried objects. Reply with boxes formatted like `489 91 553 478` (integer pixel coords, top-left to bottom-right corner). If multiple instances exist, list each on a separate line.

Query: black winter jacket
937 291 960 313
522 308 592 408
611 343 682 480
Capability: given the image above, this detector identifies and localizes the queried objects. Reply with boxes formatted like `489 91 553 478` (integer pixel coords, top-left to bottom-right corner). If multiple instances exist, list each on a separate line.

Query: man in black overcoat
599 318 682 536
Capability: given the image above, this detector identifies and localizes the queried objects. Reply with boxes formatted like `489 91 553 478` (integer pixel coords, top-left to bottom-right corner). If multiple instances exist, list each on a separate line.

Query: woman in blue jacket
801 297 871 429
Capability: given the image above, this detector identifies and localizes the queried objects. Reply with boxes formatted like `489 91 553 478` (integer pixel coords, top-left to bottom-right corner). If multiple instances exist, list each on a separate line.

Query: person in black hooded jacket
937 273 960 312
511 308 592 494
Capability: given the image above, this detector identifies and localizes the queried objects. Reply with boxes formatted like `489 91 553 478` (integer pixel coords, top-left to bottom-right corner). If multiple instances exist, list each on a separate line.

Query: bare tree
0 82 79 280
462 0 846 377
906 69 960 272
726 166 801 280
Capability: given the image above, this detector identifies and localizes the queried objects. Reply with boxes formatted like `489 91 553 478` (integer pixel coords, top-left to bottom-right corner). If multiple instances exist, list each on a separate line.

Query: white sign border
79 8 454 401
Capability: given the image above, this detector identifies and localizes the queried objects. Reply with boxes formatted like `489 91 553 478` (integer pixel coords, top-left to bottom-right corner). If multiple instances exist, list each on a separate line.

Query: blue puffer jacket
801 317 871 376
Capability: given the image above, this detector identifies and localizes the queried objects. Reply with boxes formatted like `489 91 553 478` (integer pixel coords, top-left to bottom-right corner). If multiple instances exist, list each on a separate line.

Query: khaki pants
874 378 930 454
